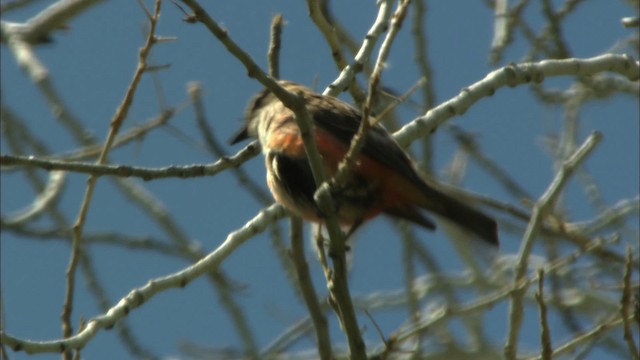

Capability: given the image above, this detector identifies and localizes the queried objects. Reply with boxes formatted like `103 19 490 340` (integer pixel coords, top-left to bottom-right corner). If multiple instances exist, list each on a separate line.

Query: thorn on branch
171 0 197 23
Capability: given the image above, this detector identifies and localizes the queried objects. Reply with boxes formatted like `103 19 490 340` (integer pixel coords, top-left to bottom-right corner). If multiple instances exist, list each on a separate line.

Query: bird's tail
415 184 499 245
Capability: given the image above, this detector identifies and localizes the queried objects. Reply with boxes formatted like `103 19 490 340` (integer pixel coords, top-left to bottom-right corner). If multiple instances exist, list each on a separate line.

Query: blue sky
1 1 638 359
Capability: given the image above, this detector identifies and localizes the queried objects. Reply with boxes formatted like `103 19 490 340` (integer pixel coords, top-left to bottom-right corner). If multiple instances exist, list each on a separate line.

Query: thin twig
621 247 640 360
448 124 531 200
61 3 161 358
305 0 366 104
504 131 602 360
289 216 333 359
268 13 284 79
535 269 552 360
324 0 394 101
330 0 411 189
1 170 65 226
0 145 260 180
188 82 271 204
57 108 177 161
527 316 628 360
305 0 348 71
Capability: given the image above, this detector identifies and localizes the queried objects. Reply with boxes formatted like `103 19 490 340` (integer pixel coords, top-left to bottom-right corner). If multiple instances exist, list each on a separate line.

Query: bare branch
505 131 603 360
395 54 639 147
1 204 286 354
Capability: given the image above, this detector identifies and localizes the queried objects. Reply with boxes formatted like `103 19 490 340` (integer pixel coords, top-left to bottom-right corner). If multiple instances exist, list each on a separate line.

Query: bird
230 81 498 245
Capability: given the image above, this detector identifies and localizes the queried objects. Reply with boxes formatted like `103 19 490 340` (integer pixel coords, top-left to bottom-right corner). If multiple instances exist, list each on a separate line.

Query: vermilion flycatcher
231 81 499 245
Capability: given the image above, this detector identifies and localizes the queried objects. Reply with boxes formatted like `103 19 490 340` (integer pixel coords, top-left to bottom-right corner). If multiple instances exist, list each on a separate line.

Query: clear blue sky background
1 1 638 359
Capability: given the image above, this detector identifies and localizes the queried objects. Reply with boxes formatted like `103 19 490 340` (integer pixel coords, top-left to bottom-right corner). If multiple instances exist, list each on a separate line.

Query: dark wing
272 152 318 210
308 93 499 245
307 93 428 189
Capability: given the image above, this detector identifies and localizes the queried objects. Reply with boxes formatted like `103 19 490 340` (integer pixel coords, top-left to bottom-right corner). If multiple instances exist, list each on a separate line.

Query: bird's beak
229 125 250 145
